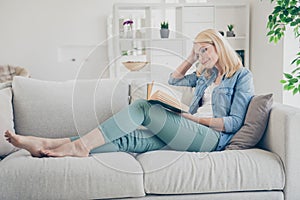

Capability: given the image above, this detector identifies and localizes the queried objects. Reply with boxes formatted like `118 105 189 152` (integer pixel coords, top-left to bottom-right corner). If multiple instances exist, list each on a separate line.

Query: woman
5 29 254 158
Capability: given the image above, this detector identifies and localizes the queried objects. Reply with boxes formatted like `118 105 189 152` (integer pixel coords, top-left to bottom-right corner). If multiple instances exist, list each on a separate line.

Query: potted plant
123 19 134 38
160 21 169 39
226 24 235 37
265 0 300 94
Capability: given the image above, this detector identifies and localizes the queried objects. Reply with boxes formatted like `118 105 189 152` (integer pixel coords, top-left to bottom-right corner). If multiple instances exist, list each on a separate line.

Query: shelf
119 38 151 41
109 1 250 79
225 36 246 40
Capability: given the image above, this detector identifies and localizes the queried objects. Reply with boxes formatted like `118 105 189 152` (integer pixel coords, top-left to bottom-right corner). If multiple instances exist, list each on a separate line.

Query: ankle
74 140 90 154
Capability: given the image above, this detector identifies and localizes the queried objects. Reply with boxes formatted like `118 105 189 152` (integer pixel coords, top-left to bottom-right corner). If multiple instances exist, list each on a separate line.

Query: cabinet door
183 22 214 39
183 6 214 23
182 6 215 39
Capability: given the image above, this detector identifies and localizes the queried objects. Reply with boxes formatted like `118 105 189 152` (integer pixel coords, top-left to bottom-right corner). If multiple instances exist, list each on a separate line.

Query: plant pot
160 29 170 38
226 31 235 37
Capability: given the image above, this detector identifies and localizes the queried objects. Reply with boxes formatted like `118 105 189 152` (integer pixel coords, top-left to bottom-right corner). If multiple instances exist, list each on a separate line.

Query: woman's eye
200 48 207 54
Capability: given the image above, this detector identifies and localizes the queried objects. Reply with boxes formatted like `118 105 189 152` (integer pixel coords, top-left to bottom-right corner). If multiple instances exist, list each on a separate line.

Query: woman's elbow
168 74 178 85
223 116 243 133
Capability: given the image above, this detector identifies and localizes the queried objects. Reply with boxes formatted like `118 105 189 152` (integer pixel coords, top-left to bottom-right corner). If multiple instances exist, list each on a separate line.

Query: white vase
124 25 133 38
160 29 169 38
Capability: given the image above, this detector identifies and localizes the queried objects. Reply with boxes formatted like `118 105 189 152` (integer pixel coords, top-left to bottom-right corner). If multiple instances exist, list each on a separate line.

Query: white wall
0 0 161 81
1 0 299 106
249 0 300 107
249 0 283 103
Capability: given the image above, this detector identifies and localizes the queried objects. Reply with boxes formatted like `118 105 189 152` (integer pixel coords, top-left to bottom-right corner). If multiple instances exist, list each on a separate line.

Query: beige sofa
0 77 299 200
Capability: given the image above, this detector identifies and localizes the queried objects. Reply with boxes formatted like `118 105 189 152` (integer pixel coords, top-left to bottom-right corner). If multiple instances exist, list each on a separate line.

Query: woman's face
193 42 219 69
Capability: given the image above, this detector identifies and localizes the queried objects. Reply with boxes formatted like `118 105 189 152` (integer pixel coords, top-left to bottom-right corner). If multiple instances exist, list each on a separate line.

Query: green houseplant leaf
265 0 300 94
160 21 169 29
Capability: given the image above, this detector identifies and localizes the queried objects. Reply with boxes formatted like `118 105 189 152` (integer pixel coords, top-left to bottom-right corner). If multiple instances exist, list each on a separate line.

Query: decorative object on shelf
236 50 245 66
226 24 235 37
265 0 300 95
160 21 169 39
123 19 134 38
122 61 149 71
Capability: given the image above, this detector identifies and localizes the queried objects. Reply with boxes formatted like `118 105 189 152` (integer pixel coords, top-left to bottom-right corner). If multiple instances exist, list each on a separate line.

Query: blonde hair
194 29 242 78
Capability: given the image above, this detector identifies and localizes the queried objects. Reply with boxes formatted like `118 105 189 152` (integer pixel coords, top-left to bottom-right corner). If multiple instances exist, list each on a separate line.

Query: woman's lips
202 59 210 65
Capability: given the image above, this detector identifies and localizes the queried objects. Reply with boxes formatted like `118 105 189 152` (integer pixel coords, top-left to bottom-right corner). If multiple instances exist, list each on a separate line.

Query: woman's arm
171 60 193 79
171 50 198 79
168 50 199 87
181 113 224 132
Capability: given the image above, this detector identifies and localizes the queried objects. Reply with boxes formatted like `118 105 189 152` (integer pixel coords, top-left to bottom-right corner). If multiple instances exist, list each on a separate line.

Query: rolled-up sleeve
168 72 198 87
222 70 254 133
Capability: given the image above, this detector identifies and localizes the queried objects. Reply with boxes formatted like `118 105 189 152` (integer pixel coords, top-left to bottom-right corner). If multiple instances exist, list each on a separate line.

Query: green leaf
293 87 298 95
291 67 300 74
275 27 281 34
285 18 293 23
268 14 273 21
267 30 275 36
289 78 298 84
288 85 295 90
290 8 299 15
280 79 287 84
284 84 290 90
290 21 297 26
273 6 282 14
284 84 295 91
279 13 285 21
291 58 298 65
298 84 300 92
290 0 297 6
284 73 293 79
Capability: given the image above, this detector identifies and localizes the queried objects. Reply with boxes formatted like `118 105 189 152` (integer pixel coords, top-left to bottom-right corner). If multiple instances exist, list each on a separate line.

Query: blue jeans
71 99 220 154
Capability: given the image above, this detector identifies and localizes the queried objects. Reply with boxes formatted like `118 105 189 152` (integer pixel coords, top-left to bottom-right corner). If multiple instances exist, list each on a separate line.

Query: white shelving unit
108 0 250 84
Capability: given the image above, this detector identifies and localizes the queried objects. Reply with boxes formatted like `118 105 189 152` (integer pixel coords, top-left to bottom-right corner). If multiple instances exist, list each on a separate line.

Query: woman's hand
180 112 225 132
171 48 198 79
180 113 199 123
186 49 198 65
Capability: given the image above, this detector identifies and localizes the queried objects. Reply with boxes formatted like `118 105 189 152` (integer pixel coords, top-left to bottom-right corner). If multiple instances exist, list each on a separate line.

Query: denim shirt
168 66 254 151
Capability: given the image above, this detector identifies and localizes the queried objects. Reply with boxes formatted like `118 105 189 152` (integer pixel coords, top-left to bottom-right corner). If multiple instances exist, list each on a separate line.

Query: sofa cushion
226 94 273 150
0 87 18 157
137 149 284 194
0 150 145 199
12 77 129 138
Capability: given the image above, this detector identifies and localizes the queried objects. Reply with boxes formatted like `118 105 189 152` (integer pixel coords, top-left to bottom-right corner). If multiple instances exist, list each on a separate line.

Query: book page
147 82 183 102
147 82 189 113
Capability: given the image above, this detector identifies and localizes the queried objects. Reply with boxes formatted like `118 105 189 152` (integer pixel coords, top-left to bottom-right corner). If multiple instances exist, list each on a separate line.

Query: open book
147 82 189 113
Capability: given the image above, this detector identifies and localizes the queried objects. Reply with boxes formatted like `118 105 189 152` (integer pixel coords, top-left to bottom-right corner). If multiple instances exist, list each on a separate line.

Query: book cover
147 82 189 113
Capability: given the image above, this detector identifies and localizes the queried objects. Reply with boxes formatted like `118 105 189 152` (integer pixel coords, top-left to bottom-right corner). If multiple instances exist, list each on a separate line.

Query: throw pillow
0 87 18 157
225 94 273 150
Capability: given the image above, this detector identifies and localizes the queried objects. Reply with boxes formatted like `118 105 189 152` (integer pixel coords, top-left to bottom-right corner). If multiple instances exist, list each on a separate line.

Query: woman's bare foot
4 130 70 157
41 139 89 157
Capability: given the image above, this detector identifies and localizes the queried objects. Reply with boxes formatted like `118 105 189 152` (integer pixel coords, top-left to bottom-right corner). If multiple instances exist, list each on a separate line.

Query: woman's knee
131 99 150 108
132 98 148 104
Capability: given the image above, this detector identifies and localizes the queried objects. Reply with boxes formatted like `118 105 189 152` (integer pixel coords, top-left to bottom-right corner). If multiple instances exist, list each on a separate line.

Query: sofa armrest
258 103 300 200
